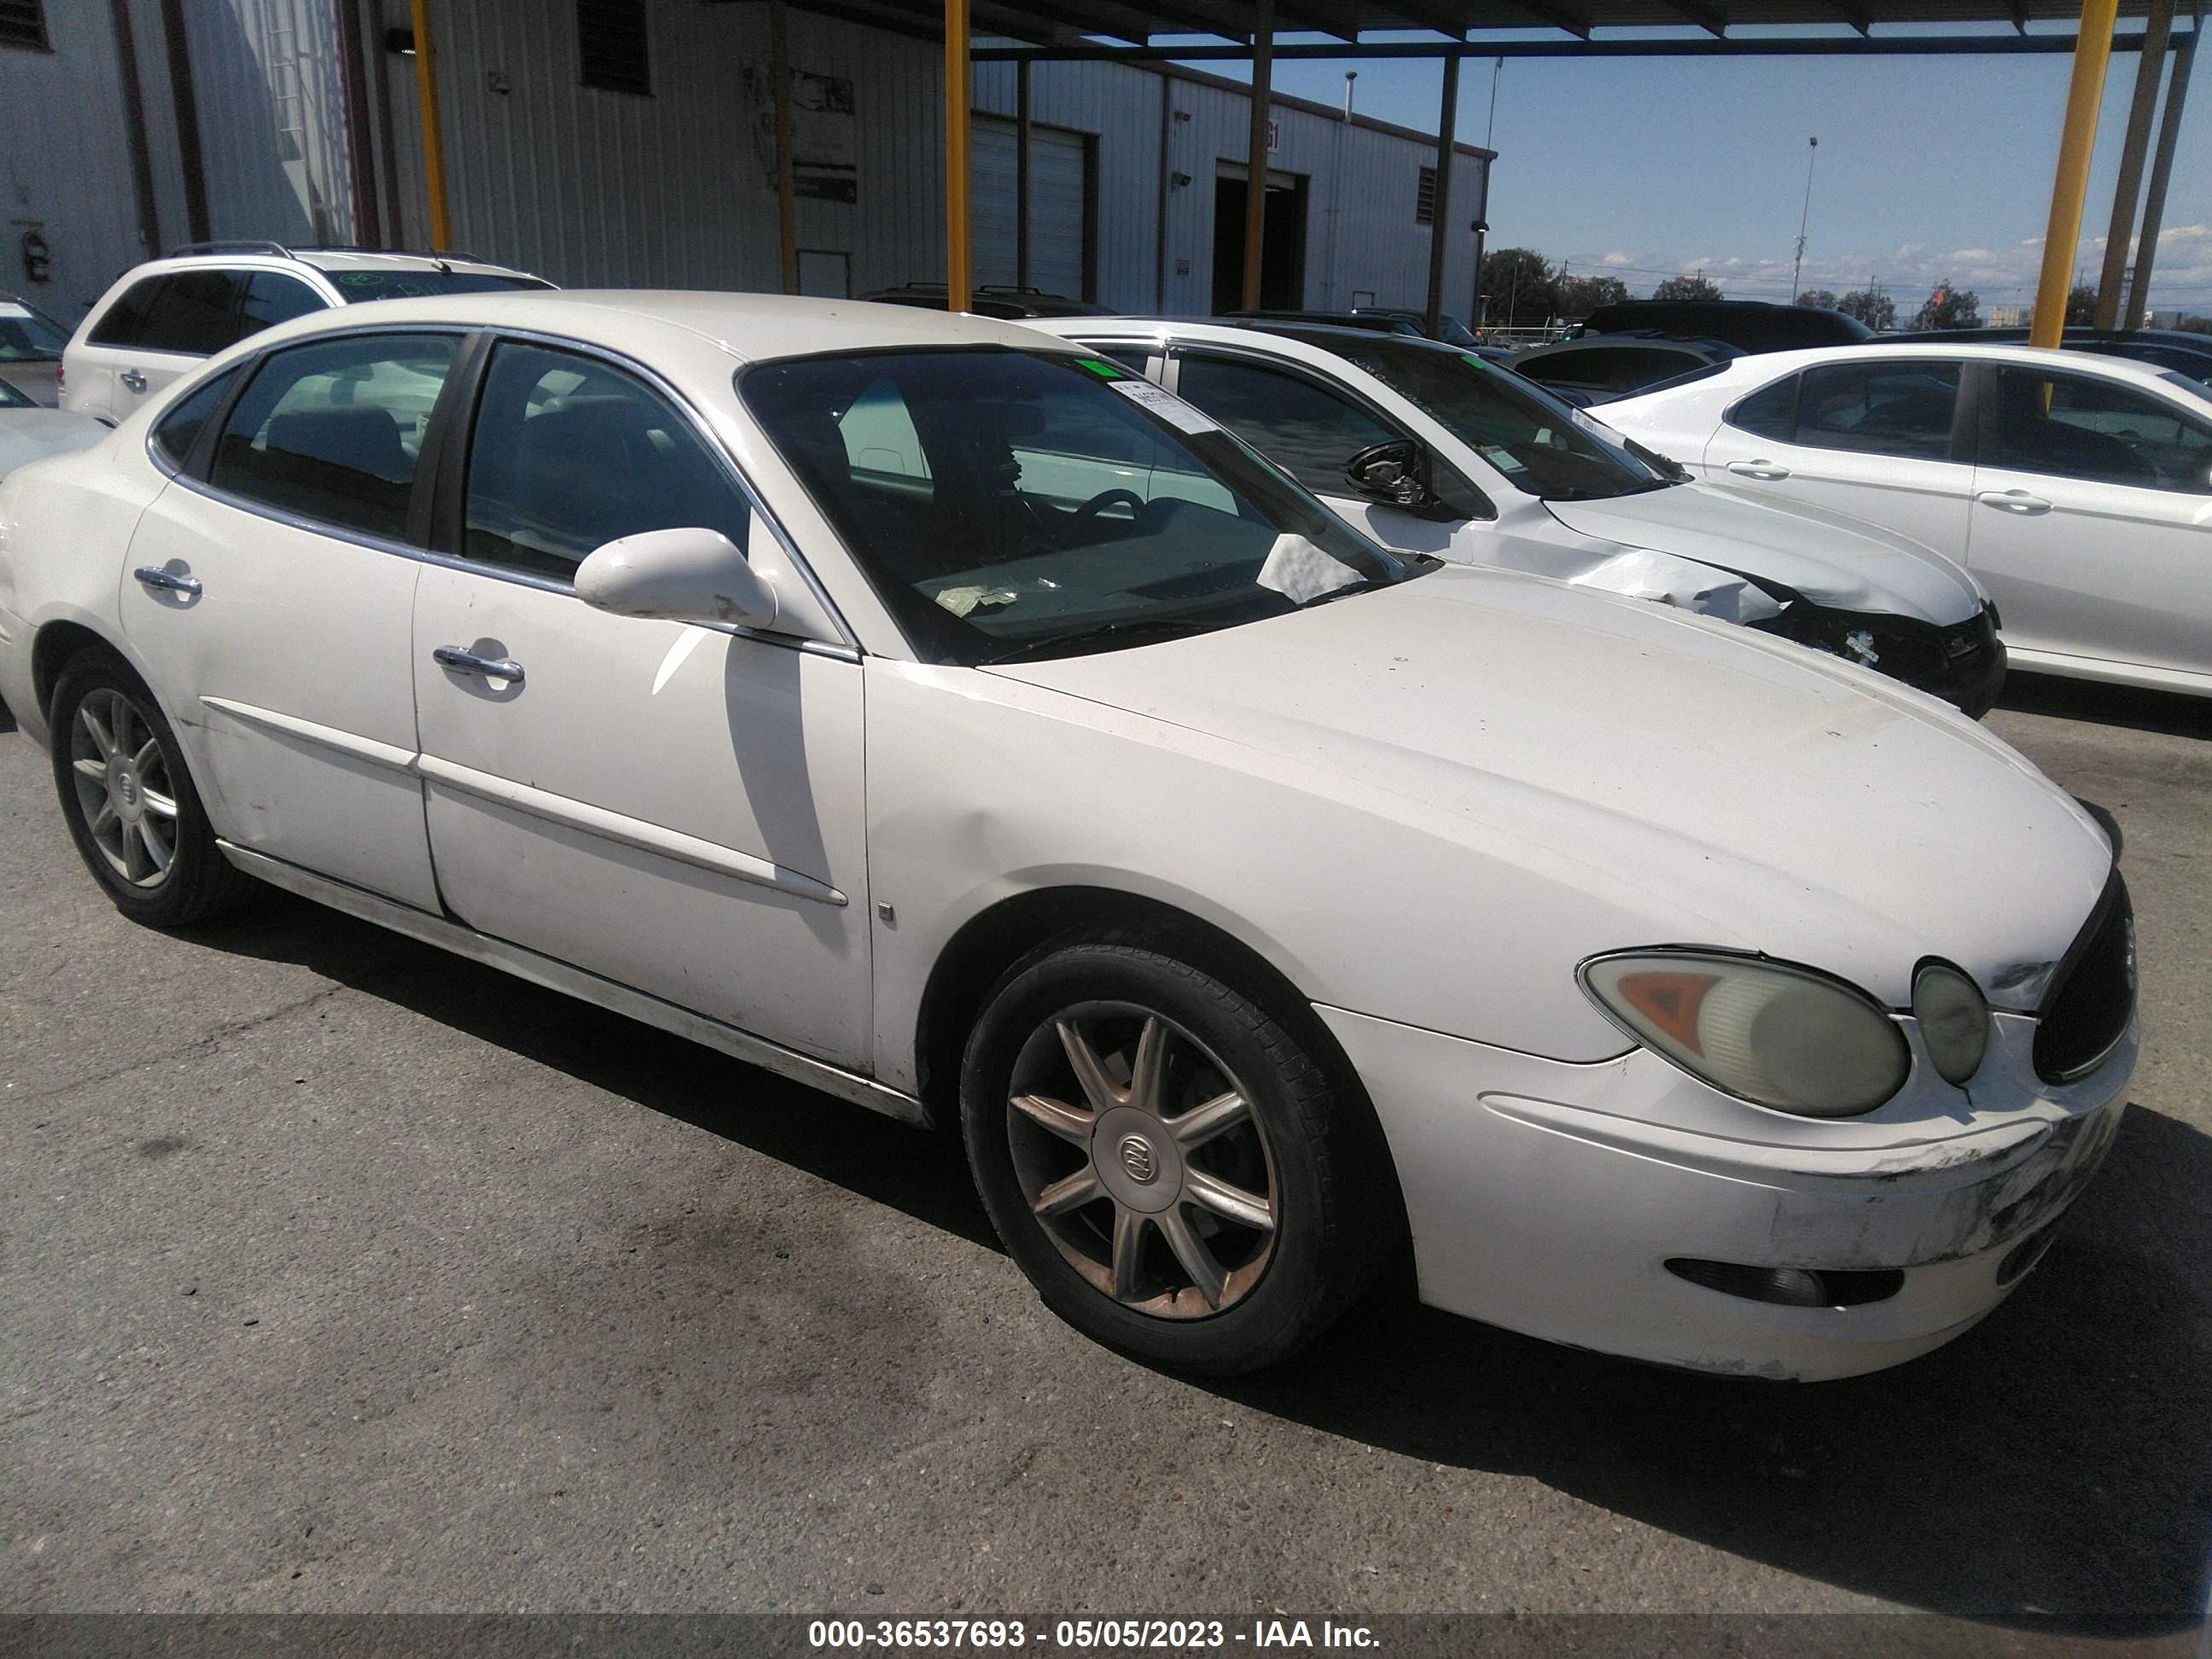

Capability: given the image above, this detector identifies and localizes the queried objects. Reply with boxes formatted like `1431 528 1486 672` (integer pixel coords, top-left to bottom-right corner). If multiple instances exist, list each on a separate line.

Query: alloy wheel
68 688 178 889
1005 1001 1279 1319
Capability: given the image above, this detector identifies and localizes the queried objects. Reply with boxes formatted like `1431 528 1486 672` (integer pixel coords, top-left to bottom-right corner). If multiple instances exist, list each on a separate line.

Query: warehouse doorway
974 116 1097 301
1211 165 1307 314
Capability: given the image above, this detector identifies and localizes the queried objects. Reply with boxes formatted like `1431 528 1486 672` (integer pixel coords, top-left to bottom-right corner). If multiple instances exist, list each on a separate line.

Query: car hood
988 565 2108 1022
1544 483 1982 623
0 409 108 480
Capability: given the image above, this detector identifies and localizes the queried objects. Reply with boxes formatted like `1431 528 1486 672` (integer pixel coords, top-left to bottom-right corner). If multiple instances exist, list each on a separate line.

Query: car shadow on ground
1997 672 2212 742
189 891 2208 1636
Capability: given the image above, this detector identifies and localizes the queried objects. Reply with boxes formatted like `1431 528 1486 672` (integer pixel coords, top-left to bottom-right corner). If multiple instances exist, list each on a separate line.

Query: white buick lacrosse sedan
0 294 2135 1380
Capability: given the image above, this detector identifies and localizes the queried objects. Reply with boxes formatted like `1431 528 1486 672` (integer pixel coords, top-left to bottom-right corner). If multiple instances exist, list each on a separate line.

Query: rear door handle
132 566 201 596
119 370 148 393
434 645 526 684
1725 460 1791 480
1976 490 2052 515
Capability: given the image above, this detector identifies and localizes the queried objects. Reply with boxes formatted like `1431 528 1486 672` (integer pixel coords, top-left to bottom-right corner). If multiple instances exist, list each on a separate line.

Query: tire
48 648 257 928
960 926 1401 1375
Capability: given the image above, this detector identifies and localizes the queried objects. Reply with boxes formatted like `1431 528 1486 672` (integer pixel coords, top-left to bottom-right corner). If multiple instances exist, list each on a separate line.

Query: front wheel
960 928 1400 1374
49 649 256 928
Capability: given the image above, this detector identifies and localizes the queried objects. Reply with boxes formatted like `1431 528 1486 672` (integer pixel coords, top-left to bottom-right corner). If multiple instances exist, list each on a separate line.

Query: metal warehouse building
2 0 1493 323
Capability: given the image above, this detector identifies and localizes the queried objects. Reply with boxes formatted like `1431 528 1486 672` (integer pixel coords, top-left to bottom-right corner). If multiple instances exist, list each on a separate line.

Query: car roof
1644 339 2197 397
214 289 1093 366
142 245 537 280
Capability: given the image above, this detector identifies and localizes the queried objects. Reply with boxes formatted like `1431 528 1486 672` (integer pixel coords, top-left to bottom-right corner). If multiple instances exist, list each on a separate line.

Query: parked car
1580 299 1875 353
0 378 108 479
1027 317 2005 714
1602 342 2212 697
0 291 72 406
1868 325 2212 387
862 282 1113 320
1508 330 1741 404
61 242 552 423
0 294 2132 1381
1352 307 1488 350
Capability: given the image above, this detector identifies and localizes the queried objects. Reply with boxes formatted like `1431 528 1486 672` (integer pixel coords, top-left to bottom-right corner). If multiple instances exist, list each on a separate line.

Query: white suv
61 243 551 423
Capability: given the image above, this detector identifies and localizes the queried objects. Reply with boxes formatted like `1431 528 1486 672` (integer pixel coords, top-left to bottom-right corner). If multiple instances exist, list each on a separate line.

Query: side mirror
1345 439 1428 508
574 527 778 630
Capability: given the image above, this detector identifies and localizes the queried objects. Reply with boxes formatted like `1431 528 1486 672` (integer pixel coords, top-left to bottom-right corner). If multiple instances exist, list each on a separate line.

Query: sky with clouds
1196 35 2210 319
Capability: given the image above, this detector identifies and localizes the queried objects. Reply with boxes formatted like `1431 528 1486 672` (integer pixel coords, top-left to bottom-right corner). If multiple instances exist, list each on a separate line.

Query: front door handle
1976 490 2053 515
133 566 202 596
1725 459 1791 480
434 645 526 684
119 370 148 393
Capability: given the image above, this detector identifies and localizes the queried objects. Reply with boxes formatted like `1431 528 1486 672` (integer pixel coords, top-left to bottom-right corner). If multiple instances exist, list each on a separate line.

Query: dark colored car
1580 300 1875 354
864 282 1114 321
1867 325 2212 385
0 291 72 407
1228 306 1499 355
1508 331 1741 404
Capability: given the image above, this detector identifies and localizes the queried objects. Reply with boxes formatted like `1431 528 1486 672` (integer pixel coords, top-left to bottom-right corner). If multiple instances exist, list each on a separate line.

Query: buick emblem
1118 1134 1158 1185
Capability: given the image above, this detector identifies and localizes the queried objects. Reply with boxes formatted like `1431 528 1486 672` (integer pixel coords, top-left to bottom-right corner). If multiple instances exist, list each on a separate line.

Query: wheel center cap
112 768 143 820
1091 1104 1183 1214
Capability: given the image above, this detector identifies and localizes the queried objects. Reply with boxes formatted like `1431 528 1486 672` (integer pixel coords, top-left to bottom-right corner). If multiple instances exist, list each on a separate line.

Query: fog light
1913 962 1990 1086
1666 1258 1905 1308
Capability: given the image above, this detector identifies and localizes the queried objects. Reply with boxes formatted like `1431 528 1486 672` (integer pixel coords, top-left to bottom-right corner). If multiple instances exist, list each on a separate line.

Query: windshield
1284 331 1672 500
326 270 552 304
0 300 70 361
741 348 1414 666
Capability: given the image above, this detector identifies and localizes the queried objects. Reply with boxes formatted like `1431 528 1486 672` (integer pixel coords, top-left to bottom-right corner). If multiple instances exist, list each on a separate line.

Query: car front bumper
1320 1003 2133 1382
1756 602 2008 719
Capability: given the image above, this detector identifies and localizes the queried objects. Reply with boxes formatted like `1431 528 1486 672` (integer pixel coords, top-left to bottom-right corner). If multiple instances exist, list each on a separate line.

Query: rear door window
236 272 328 337
211 333 459 540
1794 361 1961 461
1726 374 1800 441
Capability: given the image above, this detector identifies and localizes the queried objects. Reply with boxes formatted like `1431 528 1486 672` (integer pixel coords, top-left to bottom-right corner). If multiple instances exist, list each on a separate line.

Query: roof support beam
1831 0 1873 35
1660 0 1730 35
1424 52 1462 335
974 29 2168 59
946 0 973 311
2125 15 2200 323
2096 0 2175 326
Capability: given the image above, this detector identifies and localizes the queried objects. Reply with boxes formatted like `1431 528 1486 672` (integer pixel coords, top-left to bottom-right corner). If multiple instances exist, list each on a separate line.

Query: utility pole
1790 136 1818 301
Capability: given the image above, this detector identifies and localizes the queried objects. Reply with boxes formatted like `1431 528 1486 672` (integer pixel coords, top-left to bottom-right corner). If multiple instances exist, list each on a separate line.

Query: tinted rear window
89 276 170 348
137 271 249 355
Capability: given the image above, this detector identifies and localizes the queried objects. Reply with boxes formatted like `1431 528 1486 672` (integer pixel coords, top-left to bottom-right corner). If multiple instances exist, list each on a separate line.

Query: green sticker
1460 353 1486 369
1075 358 1126 379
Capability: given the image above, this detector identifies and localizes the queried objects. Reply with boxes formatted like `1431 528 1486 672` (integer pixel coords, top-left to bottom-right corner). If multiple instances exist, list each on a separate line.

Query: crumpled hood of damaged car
1544 483 1983 623
988 564 2109 1020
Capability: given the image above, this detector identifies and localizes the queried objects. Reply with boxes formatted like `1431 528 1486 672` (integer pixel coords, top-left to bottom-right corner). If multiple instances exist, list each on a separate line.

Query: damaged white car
1026 317 2007 715
0 294 2130 1381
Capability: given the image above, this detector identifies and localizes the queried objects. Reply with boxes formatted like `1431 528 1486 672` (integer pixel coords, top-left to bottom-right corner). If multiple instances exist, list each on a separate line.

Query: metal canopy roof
795 0 2180 51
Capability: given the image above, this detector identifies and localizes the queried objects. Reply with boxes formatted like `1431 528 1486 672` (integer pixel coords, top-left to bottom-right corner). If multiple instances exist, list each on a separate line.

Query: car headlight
1580 952 1910 1117
1911 961 1990 1086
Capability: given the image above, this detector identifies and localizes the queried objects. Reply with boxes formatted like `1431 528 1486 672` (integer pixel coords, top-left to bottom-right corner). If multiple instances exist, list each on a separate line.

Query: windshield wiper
981 613 1231 666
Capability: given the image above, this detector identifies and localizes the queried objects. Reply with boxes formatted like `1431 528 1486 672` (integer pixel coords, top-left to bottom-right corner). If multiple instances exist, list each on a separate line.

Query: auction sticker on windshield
1109 378 1220 435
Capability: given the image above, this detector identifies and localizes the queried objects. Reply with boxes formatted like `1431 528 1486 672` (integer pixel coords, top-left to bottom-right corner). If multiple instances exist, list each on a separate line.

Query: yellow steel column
946 0 973 312
2029 0 2120 347
409 0 452 252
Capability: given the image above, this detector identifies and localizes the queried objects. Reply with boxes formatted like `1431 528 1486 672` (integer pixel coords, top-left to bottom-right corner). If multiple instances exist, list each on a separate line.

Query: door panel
1965 364 2212 676
121 486 437 908
118 331 458 909
413 335 872 1066
412 570 872 1064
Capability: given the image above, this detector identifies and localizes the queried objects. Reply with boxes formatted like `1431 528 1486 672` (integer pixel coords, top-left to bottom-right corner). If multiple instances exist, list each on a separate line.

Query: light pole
1790 136 1819 301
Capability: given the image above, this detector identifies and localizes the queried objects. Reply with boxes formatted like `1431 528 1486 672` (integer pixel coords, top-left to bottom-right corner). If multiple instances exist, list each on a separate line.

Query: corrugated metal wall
5 0 1487 325
0 1 156 317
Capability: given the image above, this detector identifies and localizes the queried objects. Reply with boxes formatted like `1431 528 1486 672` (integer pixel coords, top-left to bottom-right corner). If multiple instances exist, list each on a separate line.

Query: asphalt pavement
2 674 2207 1635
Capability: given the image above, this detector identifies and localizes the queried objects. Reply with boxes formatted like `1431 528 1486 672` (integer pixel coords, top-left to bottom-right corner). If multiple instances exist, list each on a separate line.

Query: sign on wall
746 66 859 203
